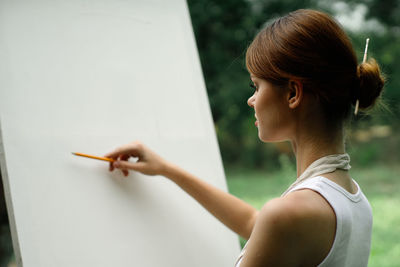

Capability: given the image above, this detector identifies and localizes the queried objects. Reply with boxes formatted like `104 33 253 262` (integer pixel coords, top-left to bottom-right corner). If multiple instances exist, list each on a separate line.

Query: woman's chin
258 131 272 143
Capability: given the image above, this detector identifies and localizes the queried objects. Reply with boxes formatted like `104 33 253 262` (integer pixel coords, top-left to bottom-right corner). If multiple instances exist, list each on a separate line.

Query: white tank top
235 176 373 267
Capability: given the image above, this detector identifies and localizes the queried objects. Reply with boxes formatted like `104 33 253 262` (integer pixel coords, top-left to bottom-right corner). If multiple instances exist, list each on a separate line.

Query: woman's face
247 75 293 142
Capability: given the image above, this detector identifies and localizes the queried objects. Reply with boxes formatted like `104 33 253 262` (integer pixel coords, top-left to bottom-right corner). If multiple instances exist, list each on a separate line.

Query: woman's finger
120 154 130 161
119 154 131 177
114 160 145 172
104 142 142 159
109 161 114 172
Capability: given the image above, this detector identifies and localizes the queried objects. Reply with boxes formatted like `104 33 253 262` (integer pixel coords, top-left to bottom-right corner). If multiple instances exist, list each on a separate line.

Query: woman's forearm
162 162 258 240
105 141 257 239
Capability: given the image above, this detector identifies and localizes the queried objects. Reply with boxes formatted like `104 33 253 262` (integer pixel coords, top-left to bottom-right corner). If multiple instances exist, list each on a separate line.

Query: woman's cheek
258 107 286 142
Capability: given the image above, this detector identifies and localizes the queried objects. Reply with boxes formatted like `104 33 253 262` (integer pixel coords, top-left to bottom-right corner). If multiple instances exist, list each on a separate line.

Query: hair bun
356 58 385 109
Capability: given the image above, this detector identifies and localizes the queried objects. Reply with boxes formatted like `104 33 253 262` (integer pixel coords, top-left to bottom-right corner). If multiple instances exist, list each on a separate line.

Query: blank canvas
0 0 240 266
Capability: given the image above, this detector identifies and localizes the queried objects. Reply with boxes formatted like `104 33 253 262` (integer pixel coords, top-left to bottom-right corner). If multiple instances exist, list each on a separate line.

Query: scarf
281 153 351 196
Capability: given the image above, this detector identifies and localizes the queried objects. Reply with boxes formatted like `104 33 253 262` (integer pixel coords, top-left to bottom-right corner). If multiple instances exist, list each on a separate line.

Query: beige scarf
281 153 351 196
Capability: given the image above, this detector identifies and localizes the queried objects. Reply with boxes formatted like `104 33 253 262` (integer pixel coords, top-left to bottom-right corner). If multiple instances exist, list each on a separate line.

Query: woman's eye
249 82 258 92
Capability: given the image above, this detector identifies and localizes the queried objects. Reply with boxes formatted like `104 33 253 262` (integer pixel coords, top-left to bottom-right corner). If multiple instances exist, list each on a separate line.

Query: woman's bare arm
105 141 258 239
163 161 258 239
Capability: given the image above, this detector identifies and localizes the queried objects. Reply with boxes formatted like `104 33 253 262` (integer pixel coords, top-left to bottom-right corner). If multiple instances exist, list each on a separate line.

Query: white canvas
0 0 240 266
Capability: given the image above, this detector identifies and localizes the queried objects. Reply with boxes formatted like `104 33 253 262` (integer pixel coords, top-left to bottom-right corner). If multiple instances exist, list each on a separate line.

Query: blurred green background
1 0 399 266
188 0 400 170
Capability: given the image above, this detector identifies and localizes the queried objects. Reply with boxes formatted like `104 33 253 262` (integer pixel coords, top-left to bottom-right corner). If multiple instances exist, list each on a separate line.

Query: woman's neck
291 127 345 178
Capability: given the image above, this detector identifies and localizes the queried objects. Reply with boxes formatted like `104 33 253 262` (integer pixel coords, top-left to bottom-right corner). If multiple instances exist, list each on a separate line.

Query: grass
226 163 400 267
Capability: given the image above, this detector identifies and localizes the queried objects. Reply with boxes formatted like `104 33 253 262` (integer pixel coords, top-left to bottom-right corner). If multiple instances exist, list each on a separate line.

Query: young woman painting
105 9 384 266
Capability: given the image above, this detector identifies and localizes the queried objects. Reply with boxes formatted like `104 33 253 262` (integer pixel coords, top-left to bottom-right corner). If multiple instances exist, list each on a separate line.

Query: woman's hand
104 141 169 177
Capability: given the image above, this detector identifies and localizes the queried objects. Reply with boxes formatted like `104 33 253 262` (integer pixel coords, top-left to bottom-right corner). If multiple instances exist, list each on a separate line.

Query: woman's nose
247 95 255 107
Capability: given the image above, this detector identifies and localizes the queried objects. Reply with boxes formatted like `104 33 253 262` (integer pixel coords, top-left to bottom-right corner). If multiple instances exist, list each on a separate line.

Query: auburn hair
246 9 384 123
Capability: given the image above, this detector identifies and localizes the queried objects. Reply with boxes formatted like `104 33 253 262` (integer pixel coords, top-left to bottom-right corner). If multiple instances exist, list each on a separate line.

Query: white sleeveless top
235 176 373 267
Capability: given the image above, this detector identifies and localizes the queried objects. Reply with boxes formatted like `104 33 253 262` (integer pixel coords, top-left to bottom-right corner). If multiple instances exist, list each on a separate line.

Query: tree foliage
187 0 400 168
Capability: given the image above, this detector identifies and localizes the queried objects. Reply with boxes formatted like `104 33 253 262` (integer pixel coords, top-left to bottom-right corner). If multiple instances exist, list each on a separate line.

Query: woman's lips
255 120 258 127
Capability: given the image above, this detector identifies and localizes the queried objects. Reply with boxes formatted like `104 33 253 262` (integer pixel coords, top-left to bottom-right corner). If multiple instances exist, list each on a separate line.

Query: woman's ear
287 80 303 109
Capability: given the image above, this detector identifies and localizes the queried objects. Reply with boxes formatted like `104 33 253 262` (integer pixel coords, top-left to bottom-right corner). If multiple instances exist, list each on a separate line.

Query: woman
105 9 384 267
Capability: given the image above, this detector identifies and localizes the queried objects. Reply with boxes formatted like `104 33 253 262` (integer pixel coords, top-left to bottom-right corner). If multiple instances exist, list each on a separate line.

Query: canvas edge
0 117 23 267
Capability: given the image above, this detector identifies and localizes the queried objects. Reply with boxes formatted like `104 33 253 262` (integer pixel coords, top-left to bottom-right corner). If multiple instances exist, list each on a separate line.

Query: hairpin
354 38 370 115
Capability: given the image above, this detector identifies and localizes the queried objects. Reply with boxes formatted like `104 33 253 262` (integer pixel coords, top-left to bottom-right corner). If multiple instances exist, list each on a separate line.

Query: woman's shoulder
260 189 335 225
249 190 336 265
